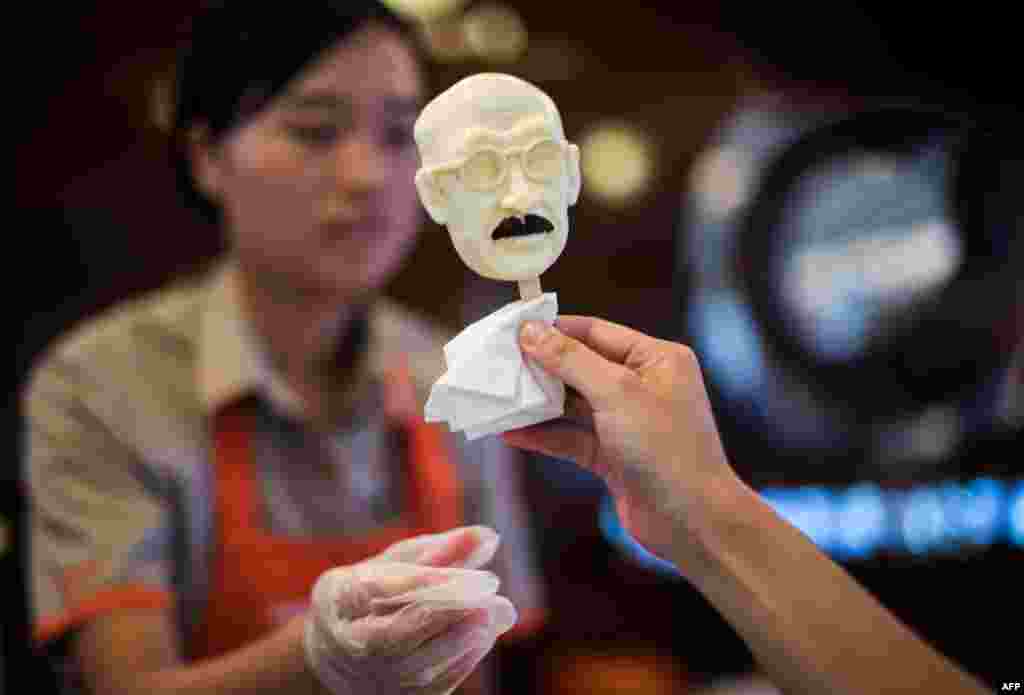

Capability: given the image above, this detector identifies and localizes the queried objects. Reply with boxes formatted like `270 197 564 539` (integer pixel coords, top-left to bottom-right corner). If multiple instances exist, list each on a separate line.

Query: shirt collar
197 259 302 417
197 258 377 422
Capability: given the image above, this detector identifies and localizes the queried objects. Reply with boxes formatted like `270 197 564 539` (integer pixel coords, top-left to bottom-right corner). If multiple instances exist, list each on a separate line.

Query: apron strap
384 356 461 531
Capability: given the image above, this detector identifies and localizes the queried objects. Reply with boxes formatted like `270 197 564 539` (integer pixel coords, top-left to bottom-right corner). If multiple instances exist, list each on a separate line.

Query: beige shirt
21 258 545 685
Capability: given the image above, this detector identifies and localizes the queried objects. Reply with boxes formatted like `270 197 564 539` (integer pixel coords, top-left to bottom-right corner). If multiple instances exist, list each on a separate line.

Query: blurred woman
21 2 545 693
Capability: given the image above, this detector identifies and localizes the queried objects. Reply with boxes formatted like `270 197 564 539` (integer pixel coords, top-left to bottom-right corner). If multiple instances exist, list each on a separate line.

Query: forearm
78 612 329 695
151 615 328 695
673 478 988 695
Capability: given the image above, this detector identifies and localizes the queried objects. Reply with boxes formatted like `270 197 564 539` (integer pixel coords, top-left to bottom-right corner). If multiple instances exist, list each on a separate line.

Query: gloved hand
303 526 517 695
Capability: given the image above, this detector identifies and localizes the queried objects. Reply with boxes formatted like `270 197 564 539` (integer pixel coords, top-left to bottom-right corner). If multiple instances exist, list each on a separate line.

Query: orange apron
189 363 462 661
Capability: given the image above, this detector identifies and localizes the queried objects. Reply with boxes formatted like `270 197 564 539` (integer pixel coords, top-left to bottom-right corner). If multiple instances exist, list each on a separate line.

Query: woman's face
195 22 424 301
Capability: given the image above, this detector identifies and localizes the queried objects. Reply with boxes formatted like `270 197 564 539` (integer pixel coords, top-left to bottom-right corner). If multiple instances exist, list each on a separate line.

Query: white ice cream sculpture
414 73 581 439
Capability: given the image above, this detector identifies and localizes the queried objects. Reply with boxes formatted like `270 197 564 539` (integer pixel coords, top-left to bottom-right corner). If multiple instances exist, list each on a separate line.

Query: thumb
519 320 632 411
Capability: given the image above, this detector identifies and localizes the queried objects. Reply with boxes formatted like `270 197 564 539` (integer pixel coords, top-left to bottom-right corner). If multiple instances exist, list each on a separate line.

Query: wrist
291 613 334 695
665 469 758 576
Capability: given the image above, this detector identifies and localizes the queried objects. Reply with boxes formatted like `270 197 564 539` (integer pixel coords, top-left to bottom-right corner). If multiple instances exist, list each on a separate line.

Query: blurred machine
601 91 1022 688
603 91 1022 561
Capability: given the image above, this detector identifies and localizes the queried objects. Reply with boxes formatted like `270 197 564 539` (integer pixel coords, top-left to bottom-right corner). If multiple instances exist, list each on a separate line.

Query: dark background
10 2 1022 693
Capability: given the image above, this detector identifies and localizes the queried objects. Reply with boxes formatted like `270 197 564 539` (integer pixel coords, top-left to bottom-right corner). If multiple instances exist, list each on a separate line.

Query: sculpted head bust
414 73 580 283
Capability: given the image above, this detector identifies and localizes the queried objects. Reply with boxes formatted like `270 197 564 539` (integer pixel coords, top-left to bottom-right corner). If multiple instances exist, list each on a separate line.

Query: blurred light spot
580 121 655 206
904 220 962 293
901 487 948 555
380 0 467 22
876 406 961 466
148 75 174 134
758 477 1019 559
765 486 836 549
462 2 527 63
690 146 752 218
835 483 887 559
417 16 473 62
1010 481 1024 548
854 155 899 181
783 219 962 363
690 293 766 396
783 246 873 361
598 494 681 578
942 477 1005 546
904 406 962 462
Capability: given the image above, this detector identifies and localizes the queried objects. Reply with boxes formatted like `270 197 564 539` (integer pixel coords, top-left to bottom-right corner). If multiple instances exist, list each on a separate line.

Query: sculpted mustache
491 214 555 240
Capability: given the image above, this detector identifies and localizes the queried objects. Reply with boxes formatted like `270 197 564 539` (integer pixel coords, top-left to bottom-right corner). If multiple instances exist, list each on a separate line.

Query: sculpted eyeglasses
423 138 570 192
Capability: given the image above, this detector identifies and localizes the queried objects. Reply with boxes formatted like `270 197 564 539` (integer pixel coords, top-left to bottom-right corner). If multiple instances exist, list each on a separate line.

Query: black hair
171 0 421 225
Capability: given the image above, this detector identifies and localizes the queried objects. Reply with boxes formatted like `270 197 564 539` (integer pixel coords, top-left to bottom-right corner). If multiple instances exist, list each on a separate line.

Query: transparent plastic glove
371 525 501 571
304 527 518 695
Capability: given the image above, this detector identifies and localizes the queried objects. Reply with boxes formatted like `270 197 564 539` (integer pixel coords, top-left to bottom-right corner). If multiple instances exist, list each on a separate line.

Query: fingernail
489 597 519 634
462 527 500 569
520 320 550 348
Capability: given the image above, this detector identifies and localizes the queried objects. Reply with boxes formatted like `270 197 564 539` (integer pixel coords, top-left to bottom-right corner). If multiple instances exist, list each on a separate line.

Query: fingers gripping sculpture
414 73 581 438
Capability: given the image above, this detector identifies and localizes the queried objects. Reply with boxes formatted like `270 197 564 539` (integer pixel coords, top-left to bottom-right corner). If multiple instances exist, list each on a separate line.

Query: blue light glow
1009 481 1024 548
942 478 1005 547
900 487 949 555
834 483 888 559
690 294 766 397
764 486 836 548
598 498 682 578
602 477 1022 571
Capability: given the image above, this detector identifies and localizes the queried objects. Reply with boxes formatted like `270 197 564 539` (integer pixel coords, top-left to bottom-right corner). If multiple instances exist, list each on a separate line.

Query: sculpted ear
566 144 581 205
415 169 449 225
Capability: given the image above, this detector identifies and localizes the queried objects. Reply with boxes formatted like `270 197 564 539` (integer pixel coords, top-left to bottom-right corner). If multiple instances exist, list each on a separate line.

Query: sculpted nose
500 164 534 213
